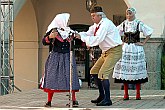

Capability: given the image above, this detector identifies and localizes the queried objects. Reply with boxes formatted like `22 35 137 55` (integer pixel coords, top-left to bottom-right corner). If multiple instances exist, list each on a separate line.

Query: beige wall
125 0 165 38
14 0 38 91
13 0 127 91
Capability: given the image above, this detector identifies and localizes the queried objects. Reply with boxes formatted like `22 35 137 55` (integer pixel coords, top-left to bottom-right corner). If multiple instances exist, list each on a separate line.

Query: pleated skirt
40 51 80 92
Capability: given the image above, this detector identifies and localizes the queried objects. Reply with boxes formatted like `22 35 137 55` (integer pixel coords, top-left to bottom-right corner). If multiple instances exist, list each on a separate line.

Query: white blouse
117 19 153 37
79 18 122 53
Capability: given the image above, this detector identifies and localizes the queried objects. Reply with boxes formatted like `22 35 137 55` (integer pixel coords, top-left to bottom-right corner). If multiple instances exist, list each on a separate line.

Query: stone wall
142 38 165 89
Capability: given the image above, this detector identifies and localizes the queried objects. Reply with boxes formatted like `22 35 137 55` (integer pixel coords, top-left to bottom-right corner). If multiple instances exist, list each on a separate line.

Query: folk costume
77 5 122 106
112 7 153 100
40 13 80 107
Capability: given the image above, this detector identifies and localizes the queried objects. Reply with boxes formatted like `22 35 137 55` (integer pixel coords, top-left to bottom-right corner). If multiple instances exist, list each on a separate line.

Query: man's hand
75 33 81 39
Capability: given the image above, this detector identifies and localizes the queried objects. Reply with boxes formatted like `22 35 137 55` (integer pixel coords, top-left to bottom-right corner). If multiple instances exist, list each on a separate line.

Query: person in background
75 5 122 106
40 13 80 107
112 7 153 100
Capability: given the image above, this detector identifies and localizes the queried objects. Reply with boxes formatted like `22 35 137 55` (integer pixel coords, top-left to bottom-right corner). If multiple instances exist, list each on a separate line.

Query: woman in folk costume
40 13 80 107
113 7 153 100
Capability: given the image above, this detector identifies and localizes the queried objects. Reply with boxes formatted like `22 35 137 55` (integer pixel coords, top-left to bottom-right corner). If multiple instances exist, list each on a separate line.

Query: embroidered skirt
112 43 148 84
40 51 80 92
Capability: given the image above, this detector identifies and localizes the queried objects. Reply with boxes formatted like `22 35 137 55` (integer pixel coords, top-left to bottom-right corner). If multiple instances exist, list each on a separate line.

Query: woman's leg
72 91 76 101
123 83 129 100
72 91 79 106
48 92 54 102
45 92 54 107
136 83 141 100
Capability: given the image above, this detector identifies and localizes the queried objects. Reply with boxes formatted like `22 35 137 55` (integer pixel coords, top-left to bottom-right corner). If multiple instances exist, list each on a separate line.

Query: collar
95 18 103 27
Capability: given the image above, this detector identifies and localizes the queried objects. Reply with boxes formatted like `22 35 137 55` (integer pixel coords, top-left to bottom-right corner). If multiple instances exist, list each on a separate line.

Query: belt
123 36 139 44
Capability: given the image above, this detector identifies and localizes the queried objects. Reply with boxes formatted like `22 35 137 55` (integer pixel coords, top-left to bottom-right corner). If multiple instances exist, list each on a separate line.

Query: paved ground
0 87 165 110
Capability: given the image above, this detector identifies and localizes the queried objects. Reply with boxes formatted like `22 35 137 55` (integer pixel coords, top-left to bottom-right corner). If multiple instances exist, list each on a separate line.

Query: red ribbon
94 24 101 36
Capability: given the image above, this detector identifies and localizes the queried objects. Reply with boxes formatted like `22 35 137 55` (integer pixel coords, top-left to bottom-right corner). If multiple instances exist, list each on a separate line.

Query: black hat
90 5 103 13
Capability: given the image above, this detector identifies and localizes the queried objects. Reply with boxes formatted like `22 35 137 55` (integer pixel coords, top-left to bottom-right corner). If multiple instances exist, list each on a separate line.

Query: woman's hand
49 30 58 38
136 36 150 46
135 42 144 46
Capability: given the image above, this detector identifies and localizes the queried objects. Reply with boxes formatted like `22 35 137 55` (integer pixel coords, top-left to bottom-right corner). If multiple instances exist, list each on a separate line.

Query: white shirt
79 18 122 53
117 19 153 37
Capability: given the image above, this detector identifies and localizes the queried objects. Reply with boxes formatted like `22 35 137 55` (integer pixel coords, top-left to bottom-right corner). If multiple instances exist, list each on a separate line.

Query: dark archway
69 24 91 86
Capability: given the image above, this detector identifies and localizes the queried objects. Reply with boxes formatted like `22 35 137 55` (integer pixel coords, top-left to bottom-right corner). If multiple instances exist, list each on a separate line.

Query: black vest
53 39 70 53
123 22 140 44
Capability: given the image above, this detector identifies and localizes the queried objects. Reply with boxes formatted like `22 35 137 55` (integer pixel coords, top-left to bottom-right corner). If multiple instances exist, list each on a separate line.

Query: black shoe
44 101 51 107
123 97 129 100
73 100 79 107
123 95 129 100
136 93 141 100
136 97 141 100
96 99 112 106
91 97 104 103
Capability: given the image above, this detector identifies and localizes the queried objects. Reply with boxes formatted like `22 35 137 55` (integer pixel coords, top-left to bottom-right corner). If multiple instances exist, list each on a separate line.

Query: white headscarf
126 7 136 15
46 13 72 39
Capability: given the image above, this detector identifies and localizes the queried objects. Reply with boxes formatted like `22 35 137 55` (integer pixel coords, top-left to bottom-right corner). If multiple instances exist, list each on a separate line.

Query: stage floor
0 89 165 110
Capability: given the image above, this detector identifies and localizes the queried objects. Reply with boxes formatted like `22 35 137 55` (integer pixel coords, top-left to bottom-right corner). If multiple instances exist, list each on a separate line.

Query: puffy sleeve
117 21 125 37
139 22 153 37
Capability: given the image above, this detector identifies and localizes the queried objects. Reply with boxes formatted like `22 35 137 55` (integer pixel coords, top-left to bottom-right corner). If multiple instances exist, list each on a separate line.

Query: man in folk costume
113 7 153 100
41 13 80 107
75 5 122 106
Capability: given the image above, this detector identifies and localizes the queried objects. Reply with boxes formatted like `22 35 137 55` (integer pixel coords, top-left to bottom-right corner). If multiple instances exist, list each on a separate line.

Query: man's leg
91 74 104 103
96 79 112 106
90 55 104 103
96 45 122 106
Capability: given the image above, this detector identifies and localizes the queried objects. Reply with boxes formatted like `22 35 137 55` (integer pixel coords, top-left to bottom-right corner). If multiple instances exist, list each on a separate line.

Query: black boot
91 96 104 103
91 75 104 103
96 99 112 106
96 79 112 106
44 101 51 107
73 100 79 107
